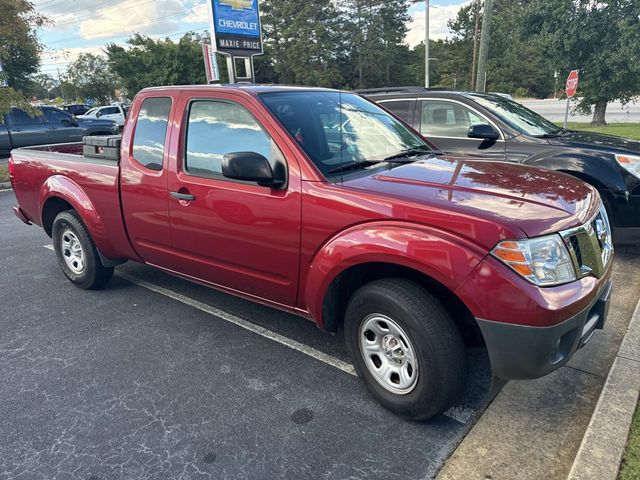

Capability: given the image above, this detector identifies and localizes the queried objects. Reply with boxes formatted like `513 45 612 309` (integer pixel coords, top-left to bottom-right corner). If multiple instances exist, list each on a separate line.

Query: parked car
0 106 120 156
79 104 127 127
63 104 91 116
9 86 613 420
361 87 640 244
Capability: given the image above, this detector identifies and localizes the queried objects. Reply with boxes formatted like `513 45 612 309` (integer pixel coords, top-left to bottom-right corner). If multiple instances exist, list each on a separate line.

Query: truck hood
343 155 600 239
547 130 640 155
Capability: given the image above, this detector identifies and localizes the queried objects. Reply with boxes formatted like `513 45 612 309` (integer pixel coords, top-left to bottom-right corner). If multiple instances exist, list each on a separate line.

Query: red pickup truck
9 86 614 420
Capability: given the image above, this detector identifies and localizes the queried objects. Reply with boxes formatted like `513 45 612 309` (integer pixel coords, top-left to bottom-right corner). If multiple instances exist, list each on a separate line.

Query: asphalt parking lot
0 188 494 480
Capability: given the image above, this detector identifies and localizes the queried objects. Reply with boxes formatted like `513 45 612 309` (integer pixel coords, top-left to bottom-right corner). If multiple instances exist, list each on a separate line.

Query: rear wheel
345 278 466 420
52 210 114 289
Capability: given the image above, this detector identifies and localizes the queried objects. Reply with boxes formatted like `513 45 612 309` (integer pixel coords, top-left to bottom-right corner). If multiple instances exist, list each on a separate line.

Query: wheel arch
39 176 115 257
304 222 487 345
320 261 483 347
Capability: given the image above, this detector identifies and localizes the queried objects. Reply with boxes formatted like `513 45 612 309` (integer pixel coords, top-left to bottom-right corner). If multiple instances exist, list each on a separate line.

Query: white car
79 105 127 128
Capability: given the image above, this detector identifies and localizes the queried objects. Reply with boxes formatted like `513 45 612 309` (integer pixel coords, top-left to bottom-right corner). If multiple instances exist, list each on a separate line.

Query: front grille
561 204 613 279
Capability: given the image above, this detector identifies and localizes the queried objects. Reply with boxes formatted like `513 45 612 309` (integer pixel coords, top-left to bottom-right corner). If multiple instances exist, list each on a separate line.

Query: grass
563 122 640 141
0 165 8 183
620 401 640 479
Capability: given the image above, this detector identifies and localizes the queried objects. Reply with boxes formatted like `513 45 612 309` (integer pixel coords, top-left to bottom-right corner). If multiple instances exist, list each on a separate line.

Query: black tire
345 278 466 421
52 210 114 289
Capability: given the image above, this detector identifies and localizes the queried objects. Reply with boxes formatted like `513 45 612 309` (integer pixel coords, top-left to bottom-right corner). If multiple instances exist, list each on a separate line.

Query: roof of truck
139 84 345 95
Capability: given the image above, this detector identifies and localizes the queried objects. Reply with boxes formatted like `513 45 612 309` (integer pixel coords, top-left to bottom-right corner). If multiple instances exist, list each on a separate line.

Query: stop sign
566 70 579 98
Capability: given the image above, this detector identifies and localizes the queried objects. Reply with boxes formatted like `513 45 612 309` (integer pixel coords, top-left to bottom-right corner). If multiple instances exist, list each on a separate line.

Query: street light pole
412 0 430 88
424 0 429 88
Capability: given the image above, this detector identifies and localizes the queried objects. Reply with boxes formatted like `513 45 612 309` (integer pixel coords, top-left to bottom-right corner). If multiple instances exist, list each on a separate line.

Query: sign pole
564 96 570 129
226 57 236 84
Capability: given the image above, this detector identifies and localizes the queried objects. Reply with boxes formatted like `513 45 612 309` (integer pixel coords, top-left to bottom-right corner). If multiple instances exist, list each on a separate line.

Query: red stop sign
566 70 579 98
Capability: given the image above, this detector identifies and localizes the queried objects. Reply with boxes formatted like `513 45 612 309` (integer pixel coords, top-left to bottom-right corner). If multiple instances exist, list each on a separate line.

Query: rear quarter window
131 97 172 171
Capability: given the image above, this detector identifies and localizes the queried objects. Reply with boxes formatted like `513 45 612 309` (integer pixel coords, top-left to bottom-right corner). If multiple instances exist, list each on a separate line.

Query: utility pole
57 67 66 102
475 0 493 93
470 0 481 90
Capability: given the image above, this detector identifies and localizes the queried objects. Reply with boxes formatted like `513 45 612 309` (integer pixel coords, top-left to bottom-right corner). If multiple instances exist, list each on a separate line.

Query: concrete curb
0 182 11 190
567 298 640 480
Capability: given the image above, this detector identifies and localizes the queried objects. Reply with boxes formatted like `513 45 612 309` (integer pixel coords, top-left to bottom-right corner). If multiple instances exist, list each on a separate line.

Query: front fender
304 221 487 328
525 151 626 194
39 175 117 258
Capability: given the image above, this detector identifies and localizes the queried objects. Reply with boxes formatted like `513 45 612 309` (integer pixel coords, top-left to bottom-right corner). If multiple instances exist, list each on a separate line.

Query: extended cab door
416 99 506 160
165 92 301 306
120 95 175 266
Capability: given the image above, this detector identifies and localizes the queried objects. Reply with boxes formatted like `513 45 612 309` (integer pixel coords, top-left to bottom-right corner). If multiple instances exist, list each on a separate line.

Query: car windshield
468 94 563 137
84 107 98 116
260 91 430 177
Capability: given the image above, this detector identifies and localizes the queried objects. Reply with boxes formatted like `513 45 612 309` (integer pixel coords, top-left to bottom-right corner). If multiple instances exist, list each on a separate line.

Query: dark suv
361 87 640 244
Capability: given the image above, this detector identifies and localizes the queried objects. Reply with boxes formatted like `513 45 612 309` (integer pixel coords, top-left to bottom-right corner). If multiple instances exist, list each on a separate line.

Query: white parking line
0 188 12 193
43 243 355 375
119 272 358 376
42 244 472 424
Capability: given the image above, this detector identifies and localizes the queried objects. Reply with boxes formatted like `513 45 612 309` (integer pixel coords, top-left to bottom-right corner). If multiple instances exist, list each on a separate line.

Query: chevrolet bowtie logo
220 0 253 10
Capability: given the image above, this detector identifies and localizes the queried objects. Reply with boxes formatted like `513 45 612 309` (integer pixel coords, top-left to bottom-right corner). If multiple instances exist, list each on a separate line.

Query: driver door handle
170 191 195 201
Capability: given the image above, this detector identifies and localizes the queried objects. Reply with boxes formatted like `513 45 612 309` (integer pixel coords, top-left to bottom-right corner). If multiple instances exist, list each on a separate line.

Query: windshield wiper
384 147 432 161
328 147 433 174
328 160 382 174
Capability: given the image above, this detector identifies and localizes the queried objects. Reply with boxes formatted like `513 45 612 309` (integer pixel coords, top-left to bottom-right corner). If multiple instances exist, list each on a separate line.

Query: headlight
615 154 640 178
492 235 576 286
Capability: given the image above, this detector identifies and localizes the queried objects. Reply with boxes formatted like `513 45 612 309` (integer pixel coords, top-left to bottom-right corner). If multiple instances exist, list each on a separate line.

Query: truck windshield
469 94 564 137
260 91 430 177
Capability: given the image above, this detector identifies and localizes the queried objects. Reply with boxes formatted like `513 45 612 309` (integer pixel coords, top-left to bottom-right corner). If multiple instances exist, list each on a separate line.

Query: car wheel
345 278 466 420
52 210 114 289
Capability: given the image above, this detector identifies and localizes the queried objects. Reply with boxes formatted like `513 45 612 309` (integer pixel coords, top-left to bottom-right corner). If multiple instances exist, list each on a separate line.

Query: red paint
10 85 611 334
566 70 579 98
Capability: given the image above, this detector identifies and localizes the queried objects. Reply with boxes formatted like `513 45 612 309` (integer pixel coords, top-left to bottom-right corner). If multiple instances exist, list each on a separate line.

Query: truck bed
10 142 134 261
12 142 119 165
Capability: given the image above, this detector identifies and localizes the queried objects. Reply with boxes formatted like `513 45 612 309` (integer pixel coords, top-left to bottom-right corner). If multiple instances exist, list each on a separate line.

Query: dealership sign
208 0 263 56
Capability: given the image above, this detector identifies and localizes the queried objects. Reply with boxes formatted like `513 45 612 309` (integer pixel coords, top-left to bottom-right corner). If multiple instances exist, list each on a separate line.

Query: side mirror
468 124 499 141
95 111 102 118
222 152 285 188
61 117 78 127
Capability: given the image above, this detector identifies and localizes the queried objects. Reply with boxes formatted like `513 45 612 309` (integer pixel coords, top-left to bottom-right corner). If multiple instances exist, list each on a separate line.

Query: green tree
341 0 413 88
259 0 343 87
524 0 640 124
24 73 59 100
66 53 117 104
106 33 208 97
0 0 48 113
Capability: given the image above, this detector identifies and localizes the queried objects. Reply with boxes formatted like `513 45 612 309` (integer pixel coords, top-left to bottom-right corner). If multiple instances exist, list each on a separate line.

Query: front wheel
345 278 466 420
52 210 114 289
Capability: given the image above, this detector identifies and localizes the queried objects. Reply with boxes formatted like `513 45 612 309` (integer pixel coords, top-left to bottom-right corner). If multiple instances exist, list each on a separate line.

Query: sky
35 0 469 77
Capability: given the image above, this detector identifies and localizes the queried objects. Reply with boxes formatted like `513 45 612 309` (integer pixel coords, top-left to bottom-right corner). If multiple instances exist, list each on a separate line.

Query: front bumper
477 279 612 380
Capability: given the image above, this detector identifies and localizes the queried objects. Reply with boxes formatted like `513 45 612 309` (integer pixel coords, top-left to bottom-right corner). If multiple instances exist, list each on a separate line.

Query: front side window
102 107 120 115
469 94 563 137
420 100 485 138
132 97 172 171
185 100 275 177
43 108 71 124
260 92 428 177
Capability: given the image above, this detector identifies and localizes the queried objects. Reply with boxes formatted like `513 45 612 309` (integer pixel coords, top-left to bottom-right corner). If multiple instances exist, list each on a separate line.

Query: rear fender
39 175 117 258
304 221 487 328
